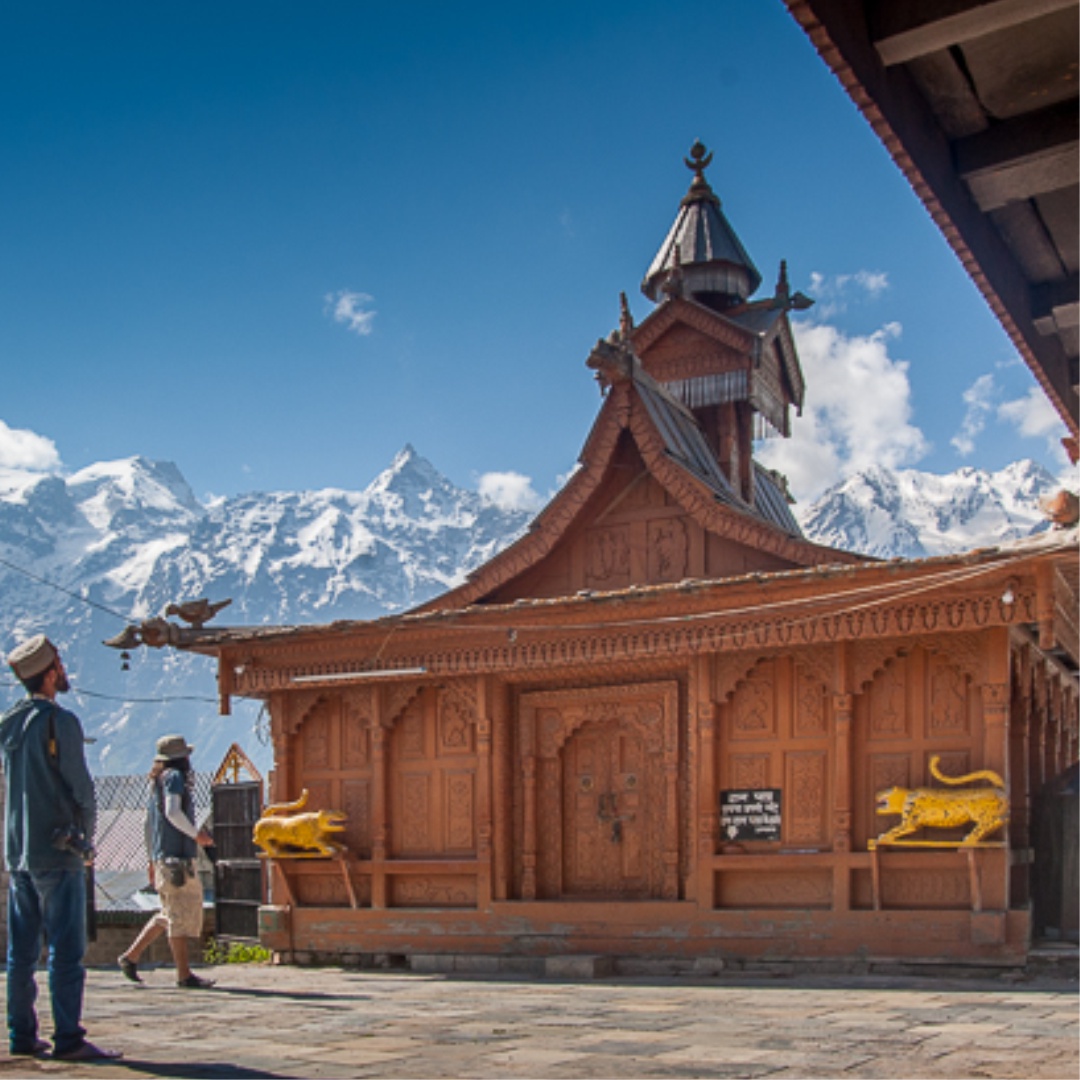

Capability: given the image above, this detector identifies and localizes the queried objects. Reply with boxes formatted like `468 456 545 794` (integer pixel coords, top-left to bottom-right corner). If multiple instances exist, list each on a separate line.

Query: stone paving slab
0 963 1075 1078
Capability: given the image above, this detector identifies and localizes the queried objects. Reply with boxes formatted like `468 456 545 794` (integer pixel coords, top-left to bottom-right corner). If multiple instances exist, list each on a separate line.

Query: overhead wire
0 553 132 624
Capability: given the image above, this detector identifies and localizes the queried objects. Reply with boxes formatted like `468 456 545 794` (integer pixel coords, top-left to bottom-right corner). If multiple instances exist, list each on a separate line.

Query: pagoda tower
632 141 810 508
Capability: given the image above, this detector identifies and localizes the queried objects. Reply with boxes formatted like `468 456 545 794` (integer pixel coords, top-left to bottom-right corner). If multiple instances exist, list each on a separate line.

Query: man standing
1 634 121 1061
118 734 215 988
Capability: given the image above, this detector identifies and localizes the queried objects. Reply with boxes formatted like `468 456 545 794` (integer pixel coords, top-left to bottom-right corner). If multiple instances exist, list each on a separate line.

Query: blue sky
1 1 1070 513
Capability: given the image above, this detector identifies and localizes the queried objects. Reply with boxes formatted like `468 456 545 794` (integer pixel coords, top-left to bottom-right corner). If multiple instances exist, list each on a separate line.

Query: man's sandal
118 956 142 983
177 973 215 989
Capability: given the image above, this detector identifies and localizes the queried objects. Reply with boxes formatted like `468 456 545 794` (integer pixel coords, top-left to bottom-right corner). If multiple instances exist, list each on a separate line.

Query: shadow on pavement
206 985 370 1002
113 1062 293 1079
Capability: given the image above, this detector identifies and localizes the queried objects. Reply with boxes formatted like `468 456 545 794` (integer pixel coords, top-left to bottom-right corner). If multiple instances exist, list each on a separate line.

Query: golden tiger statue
253 789 348 858
869 756 1008 849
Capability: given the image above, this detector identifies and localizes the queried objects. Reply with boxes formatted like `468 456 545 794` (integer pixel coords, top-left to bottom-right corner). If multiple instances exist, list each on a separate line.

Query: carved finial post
776 260 790 305
619 292 634 340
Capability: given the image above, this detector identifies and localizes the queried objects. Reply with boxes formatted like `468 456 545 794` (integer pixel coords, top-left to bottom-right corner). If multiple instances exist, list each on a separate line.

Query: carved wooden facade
188 147 1079 967
203 536 1077 966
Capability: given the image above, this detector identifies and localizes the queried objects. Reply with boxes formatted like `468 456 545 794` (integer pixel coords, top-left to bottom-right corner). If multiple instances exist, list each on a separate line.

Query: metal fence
93 772 215 913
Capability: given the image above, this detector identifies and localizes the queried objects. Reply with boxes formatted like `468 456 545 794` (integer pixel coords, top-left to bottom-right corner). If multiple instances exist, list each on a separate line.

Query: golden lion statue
253 789 348 858
869 756 1008 849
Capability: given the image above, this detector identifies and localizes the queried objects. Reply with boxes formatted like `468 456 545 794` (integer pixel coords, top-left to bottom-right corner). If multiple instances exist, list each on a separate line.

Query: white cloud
756 321 927 501
998 386 1062 438
477 471 543 512
998 386 1069 465
951 373 997 456
325 290 376 336
806 270 889 318
0 420 61 471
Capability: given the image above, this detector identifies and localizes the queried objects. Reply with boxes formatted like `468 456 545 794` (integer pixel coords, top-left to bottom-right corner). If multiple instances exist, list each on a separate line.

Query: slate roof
633 360 802 537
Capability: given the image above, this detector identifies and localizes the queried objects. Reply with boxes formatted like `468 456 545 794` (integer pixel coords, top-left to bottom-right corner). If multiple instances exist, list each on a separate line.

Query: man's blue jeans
6 868 87 1055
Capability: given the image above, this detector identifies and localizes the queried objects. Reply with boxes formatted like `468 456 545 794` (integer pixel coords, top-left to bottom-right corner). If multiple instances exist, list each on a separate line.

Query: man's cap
6 635 58 680
155 734 194 761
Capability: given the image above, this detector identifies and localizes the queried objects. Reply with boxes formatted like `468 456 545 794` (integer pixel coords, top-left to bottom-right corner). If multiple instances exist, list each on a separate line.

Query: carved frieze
234 583 1036 693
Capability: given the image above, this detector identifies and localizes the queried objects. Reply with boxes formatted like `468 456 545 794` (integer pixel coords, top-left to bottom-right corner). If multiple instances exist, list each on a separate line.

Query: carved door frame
517 680 680 900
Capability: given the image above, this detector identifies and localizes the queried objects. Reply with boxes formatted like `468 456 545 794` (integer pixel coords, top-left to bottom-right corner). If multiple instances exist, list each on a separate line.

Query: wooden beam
872 0 1076 67
1032 275 1080 337
955 102 1080 211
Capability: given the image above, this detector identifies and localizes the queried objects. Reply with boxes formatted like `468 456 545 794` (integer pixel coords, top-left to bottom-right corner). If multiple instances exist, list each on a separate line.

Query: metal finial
684 140 713 179
681 141 719 206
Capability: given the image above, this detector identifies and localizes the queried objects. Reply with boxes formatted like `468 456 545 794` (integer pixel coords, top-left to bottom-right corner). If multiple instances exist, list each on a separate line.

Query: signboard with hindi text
720 788 782 842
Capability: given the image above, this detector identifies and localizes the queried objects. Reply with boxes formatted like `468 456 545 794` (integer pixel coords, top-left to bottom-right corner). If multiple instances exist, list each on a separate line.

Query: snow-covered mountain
0 449 1064 776
796 459 1058 559
0 446 533 775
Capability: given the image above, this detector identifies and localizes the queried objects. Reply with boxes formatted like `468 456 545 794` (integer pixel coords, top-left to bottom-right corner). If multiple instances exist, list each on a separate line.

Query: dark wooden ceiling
786 0 1079 454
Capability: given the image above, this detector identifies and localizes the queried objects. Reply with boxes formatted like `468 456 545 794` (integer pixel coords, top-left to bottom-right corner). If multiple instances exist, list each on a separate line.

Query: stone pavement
0 962 1076 1079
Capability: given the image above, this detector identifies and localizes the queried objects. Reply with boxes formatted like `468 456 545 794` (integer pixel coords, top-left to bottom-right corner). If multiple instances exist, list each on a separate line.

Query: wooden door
562 722 649 897
519 681 680 902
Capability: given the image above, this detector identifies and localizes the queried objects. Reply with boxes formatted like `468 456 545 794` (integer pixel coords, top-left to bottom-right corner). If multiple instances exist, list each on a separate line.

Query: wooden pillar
491 682 510 901
1050 677 1065 778
830 641 853 912
691 655 714 908
268 691 290 907
370 720 389 909
1008 643 1032 850
474 676 493 908
982 627 1010 780
832 691 854 913
521 754 538 901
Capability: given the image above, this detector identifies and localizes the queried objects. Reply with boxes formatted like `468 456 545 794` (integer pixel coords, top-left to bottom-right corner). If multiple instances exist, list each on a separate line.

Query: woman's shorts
153 860 204 938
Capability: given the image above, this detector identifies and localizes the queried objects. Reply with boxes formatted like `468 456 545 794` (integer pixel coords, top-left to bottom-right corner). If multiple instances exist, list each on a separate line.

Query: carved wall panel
398 774 432 854
717 655 832 848
389 686 478 859
927 654 972 738
295 874 351 907
853 644 986 848
584 526 631 590
869 660 909 739
304 780 333 817
731 662 776 739
715 869 832 909
342 688 374 767
794 665 828 738
388 876 478 907
879 869 971 909
647 517 689 583
786 751 828 844
729 754 770 790
340 779 372 856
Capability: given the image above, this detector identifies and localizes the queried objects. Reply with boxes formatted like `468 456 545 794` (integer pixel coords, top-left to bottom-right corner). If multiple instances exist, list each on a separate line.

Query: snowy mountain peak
799 460 1059 559
67 456 201 526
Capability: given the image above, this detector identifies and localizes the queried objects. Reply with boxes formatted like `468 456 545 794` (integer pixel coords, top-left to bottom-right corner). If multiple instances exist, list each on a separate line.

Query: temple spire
642 141 761 311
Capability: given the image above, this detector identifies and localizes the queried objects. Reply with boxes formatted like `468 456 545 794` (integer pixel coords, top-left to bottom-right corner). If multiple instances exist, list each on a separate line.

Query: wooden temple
178 145 1078 969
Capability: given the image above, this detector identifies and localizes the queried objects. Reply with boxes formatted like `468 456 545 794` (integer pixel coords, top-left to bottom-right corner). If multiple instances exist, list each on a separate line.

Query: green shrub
203 937 272 965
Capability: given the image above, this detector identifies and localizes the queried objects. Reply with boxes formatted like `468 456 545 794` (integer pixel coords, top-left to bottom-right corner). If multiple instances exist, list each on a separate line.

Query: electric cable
0 553 132 624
